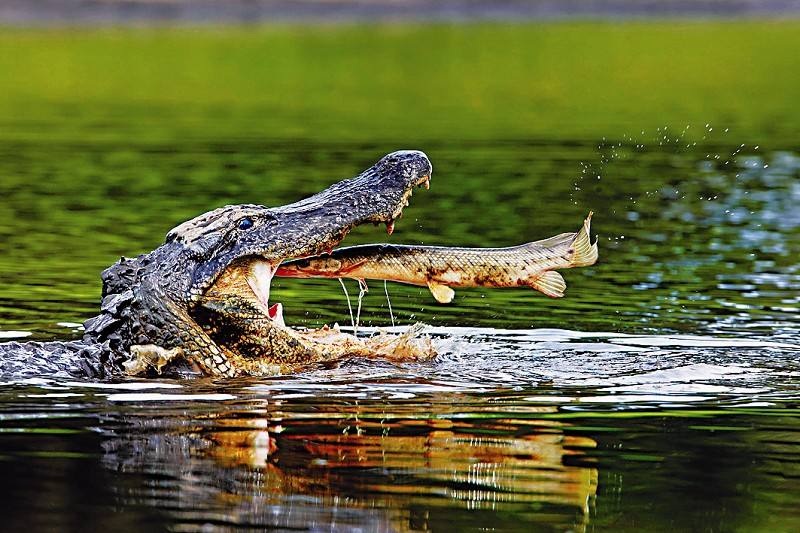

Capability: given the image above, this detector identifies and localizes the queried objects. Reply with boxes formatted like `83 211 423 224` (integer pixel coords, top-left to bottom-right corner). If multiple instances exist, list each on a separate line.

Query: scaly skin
0 151 432 378
276 213 598 302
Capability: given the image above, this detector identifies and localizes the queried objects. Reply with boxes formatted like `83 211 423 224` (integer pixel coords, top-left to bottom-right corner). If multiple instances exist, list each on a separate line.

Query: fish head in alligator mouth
103 150 432 376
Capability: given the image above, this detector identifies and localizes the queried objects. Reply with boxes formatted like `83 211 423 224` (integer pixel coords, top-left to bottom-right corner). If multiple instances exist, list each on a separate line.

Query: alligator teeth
268 303 285 327
246 260 274 312
386 220 395 235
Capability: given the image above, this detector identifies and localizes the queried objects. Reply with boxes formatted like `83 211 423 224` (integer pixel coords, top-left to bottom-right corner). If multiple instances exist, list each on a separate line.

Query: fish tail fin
526 212 599 268
569 212 599 267
525 212 598 297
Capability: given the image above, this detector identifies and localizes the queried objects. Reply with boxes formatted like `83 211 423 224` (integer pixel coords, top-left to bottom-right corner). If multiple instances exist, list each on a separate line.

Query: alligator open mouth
202 171 432 332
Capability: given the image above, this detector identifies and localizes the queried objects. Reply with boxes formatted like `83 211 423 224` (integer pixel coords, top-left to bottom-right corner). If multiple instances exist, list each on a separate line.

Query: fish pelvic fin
427 281 455 304
529 271 566 298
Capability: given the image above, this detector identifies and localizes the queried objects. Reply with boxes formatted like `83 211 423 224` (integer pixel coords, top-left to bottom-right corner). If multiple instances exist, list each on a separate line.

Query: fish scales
276 213 598 302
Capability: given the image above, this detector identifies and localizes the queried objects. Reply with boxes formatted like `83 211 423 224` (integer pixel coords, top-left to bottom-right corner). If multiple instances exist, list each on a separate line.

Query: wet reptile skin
0 151 432 378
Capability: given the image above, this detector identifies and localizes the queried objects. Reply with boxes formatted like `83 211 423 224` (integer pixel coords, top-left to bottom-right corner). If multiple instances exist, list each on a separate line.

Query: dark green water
0 23 799 532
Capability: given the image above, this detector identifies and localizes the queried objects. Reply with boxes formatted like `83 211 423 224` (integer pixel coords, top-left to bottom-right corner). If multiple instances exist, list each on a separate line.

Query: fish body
276 214 598 302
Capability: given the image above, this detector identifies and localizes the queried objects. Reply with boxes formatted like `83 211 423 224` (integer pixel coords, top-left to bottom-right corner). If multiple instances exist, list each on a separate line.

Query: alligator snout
376 149 433 184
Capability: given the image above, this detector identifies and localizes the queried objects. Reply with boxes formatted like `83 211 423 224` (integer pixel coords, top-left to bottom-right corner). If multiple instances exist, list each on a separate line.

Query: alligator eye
238 217 254 230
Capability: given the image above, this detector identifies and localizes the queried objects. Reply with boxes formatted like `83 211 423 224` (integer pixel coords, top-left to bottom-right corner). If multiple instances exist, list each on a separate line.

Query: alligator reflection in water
100 400 598 531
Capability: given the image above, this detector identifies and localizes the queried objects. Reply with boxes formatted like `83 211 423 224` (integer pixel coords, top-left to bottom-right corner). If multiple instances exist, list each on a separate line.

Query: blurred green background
2 23 799 142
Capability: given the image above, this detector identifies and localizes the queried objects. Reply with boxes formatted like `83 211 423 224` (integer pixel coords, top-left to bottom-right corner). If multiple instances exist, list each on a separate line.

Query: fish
275 213 598 303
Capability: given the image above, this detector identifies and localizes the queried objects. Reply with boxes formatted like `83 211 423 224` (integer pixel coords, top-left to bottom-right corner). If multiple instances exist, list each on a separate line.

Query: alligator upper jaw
202 167 433 329
186 150 432 306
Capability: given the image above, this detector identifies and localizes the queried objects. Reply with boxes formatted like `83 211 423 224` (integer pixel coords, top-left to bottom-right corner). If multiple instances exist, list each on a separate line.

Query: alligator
0 151 433 379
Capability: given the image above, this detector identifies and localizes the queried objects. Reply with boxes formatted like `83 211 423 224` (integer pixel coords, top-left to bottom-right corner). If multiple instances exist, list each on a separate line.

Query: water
2 331 799 531
1 23 800 531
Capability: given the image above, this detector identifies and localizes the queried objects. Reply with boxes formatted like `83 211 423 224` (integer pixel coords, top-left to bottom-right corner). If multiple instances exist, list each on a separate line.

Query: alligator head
82 151 432 377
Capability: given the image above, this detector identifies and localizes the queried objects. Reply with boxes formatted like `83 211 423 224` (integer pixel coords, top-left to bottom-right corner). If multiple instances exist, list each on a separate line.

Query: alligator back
0 341 89 378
